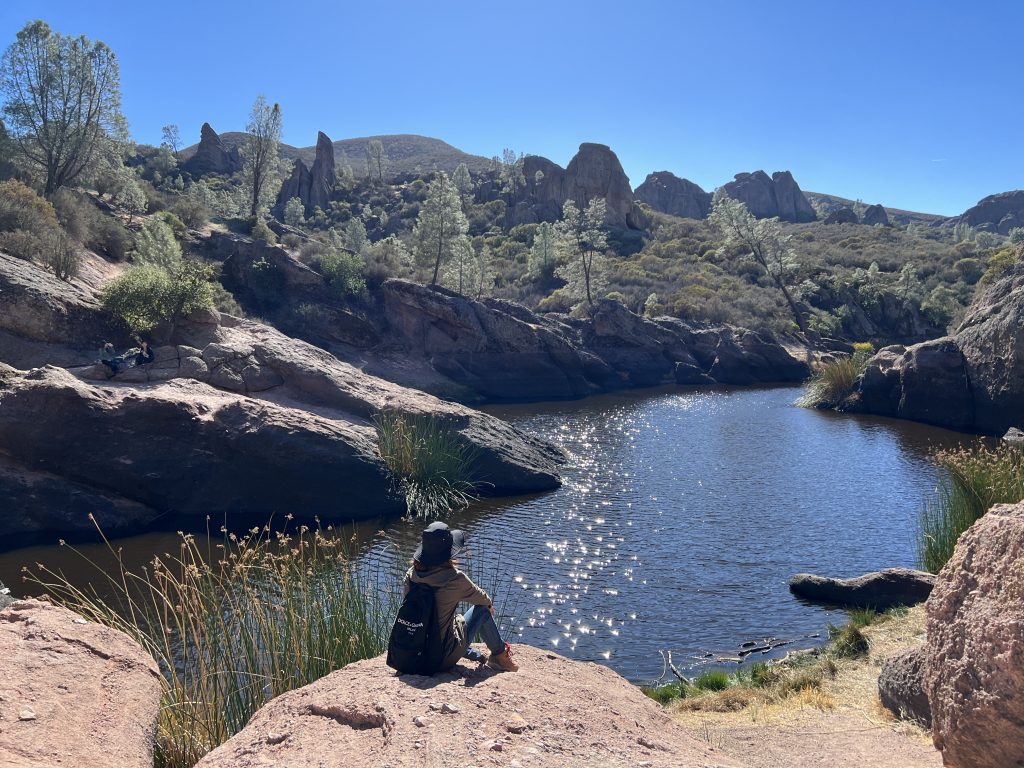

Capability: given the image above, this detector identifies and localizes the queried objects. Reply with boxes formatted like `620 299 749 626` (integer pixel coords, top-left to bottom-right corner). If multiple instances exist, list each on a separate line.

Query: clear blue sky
2 1 1021 216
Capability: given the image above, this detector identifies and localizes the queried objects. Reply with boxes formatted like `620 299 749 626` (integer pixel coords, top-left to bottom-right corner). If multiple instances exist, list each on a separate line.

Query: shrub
374 412 479 518
796 352 870 409
918 443 1024 572
251 218 277 244
135 219 182 269
693 670 732 692
168 197 210 230
40 228 79 280
0 179 58 232
101 259 214 332
283 196 305 227
827 623 869 658
90 215 133 261
156 211 187 238
320 249 366 298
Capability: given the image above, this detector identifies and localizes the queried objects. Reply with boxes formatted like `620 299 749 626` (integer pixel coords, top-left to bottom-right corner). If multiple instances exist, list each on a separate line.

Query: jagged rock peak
722 170 817 223
634 171 712 220
183 122 240 176
308 131 336 212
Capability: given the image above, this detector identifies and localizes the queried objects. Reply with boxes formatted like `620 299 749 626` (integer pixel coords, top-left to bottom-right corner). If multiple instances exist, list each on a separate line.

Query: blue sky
1 1 1021 216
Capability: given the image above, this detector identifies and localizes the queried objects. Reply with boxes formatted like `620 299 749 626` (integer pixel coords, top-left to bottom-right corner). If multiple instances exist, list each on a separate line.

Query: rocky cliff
957 190 1024 234
182 122 241 177
852 258 1024 433
274 131 336 216
633 171 712 220
376 279 809 400
722 170 817 222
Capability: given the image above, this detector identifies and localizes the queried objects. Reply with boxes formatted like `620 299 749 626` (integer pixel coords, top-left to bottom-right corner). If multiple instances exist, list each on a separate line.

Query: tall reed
918 443 1024 573
27 519 398 768
797 343 874 409
375 411 480 517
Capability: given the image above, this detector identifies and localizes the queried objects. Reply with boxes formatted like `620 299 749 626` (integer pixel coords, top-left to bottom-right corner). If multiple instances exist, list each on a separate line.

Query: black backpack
386 580 446 675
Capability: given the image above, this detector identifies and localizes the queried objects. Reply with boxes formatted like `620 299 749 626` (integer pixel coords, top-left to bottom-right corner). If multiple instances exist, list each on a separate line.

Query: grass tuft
374 411 480 518
796 345 873 409
827 623 870 659
918 442 1024 573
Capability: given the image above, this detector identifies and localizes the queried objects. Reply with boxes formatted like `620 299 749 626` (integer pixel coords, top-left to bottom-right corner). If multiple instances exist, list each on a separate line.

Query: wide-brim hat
413 521 466 566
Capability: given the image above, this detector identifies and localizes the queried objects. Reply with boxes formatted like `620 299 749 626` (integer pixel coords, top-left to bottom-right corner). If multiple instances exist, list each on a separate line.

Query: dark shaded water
0 386 967 682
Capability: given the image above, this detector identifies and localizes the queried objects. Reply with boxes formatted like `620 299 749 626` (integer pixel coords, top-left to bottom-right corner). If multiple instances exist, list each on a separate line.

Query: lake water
0 385 967 683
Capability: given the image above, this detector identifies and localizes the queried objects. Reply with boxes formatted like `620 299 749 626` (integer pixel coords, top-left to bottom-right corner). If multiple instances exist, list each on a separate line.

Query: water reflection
0 385 968 682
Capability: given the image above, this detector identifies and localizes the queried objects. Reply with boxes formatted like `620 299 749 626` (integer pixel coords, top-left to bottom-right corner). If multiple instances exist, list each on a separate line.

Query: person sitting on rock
134 339 155 367
98 342 124 376
404 521 519 673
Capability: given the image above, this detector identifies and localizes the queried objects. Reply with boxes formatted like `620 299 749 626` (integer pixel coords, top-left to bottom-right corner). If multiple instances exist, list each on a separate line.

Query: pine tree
528 221 558 279
413 172 470 286
241 96 282 219
555 198 609 306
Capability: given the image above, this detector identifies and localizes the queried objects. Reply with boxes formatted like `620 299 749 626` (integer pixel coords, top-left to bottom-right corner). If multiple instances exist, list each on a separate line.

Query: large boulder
0 599 161 768
853 262 1024 433
924 501 1024 768
182 122 240 177
788 568 936 609
824 206 859 224
722 170 817 223
633 171 712 220
275 158 312 215
193 645 745 768
957 190 1024 235
862 203 890 226
877 646 931 728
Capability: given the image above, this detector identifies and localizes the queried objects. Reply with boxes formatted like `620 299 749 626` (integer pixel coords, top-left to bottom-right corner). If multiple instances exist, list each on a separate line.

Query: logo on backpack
387 580 448 675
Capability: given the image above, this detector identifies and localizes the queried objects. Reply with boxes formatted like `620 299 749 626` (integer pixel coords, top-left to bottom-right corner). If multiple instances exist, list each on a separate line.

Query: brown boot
486 643 519 672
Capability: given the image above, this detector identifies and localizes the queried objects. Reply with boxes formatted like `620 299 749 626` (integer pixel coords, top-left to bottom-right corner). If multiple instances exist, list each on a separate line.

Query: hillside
805 192 947 226
180 132 493 177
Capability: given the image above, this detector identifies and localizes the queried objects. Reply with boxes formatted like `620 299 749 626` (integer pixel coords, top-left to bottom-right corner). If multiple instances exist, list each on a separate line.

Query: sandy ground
672 606 942 768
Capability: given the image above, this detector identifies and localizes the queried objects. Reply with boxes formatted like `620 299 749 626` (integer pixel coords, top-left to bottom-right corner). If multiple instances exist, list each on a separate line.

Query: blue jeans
462 605 506 660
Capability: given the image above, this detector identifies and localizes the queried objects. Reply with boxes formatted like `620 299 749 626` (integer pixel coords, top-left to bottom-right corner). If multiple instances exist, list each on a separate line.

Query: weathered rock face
957 189 1024 235
182 122 240 177
824 206 859 224
788 568 936 609
515 144 647 231
193 645 745 768
862 203 890 226
722 170 817 222
379 280 809 400
274 131 336 216
633 171 712 220
854 262 1024 433
924 501 1024 768
0 599 161 768
878 646 931 728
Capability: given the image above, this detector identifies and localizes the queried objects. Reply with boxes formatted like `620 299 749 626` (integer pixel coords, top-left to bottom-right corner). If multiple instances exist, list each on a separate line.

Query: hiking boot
486 643 519 672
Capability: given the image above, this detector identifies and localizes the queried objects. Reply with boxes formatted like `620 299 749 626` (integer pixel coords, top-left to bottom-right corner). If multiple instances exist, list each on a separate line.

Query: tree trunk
776 279 808 334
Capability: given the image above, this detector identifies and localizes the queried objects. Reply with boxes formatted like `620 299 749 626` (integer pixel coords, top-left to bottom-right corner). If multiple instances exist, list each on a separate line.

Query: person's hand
489 605 495 616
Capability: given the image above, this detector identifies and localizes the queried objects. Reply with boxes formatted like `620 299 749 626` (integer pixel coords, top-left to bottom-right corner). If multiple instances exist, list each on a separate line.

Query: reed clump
797 342 874 409
375 411 480 517
27 520 397 768
918 442 1024 573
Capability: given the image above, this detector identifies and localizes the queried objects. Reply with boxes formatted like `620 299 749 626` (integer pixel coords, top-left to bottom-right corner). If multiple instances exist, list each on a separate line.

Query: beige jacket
404 564 492 670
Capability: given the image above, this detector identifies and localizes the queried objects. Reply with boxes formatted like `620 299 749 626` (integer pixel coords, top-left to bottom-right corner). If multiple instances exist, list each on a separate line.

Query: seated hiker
388 521 519 675
134 339 155 366
98 342 124 375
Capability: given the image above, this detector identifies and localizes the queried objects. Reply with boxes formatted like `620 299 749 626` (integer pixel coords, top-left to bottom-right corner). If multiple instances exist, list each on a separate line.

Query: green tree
283 196 305 227
440 237 478 295
708 194 807 333
241 95 282 219
101 259 213 332
161 124 180 159
413 172 470 286
528 220 558 279
366 139 386 182
555 198 608 306
320 248 366 297
452 162 473 212
1 21 126 195
134 218 181 269
343 217 367 253
1010 227 1024 246
499 148 525 211
112 167 146 224
335 150 354 185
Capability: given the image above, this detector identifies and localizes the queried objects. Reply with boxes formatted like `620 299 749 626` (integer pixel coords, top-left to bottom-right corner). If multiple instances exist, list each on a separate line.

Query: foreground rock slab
877 645 931 728
0 599 161 768
194 645 744 768
789 568 936 609
925 501 1024 768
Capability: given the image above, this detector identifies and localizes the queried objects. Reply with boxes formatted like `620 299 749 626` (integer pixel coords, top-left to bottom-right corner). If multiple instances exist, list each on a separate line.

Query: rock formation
877 646 931 728
633 171 712 220
274 131 336 216
514 144 647 231
722 170 817 222
192 645 745 768
924 501 1024 768
787 568 936 609
853 260 1024 433
861 203 890 226
0 599 161 768
824 206 859 224
182 122 241 177
378 279 810 400
957 189 1024 234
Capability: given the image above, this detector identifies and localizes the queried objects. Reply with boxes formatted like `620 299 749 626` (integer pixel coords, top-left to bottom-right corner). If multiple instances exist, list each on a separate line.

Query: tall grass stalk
27 518 398 768
918 443 1024 572
375 412 480 518
797 343 874 409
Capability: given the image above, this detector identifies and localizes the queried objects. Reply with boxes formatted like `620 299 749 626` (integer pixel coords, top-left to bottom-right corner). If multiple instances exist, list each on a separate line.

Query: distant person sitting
98 342 124 375
134 339 155 366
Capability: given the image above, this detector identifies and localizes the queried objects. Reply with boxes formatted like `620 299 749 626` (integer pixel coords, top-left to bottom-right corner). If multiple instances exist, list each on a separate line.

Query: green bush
918 443 1024 572
320 249 366 298
796 348 872 409
135 219 182 269
251 218 277 244
101 259 214 332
